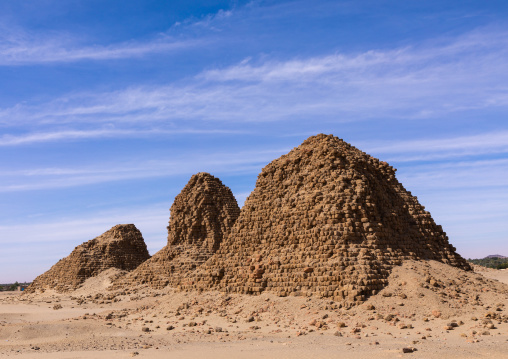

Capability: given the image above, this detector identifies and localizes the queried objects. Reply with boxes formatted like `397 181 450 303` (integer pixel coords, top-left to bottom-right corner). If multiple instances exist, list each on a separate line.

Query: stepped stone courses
180 134 470 306
117 172 241 289
26 224 149 293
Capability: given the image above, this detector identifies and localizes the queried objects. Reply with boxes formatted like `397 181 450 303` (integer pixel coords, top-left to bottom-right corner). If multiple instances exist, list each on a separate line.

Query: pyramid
115 172 240 289
183 134 470 305
26 224 150 293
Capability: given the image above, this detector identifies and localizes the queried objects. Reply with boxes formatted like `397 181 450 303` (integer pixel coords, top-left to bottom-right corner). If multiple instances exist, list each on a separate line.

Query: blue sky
1 0 507 283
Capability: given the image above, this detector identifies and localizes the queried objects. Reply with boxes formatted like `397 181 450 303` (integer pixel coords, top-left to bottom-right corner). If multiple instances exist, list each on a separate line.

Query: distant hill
469 255 508 269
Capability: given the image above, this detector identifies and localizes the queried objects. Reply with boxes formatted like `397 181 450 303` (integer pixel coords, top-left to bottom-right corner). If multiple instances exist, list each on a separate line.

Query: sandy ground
1 261 508 358
475 267 508 285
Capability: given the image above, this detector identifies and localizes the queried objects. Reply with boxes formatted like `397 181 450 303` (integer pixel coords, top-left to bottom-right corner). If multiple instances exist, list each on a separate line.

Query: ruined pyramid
116 172 241 289
181 134 470 305
26 224 149 293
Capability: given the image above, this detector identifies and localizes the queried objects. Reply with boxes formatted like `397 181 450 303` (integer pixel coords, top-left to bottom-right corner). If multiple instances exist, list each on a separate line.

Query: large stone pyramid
116 172 240 289
26 224 149 293
184 134 470 305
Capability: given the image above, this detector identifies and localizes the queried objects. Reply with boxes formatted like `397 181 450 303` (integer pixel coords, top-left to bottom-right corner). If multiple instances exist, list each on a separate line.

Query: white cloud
1 130 507 193
0 7 215 66
1 27 507 133
0 31 200 65
186 8 233 29
0 128 243 146
396 158 508 191
360 131 508 162
0 206 166 245
0 4 241 66
0 147 288 192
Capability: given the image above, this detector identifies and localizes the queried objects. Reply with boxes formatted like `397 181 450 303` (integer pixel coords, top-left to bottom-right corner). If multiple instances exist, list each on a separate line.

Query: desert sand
2 261 507 358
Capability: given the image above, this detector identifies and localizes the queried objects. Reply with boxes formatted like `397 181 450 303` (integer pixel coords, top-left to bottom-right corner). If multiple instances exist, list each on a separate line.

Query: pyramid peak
186 172 224 188
192 172 214 178
300 133 347 147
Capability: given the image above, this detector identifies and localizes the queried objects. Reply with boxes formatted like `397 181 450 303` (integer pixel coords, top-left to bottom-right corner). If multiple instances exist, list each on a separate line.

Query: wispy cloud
1 27 507 134
397 158 508 190
180 8 233 30
0 4 240 66
0 147 288 192
0 206 167 245
2 130 507 193
361 131 508 162
201 28 508 82
0 30 200 65
0 128 243 146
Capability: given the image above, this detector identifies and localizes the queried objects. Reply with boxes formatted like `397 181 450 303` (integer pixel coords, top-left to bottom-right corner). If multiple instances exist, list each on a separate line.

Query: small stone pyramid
116 172 240 289
26 224 149 293
184 134 470 305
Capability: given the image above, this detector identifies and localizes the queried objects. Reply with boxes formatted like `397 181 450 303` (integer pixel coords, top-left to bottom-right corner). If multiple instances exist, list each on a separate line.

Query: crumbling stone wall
183 134 470 306
26 224 149 293
115 172 240 289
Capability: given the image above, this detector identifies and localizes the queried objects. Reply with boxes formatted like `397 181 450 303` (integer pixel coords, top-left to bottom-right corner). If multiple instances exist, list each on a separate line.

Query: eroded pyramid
26 224 150 293
184 134 470 305
116 172 240 289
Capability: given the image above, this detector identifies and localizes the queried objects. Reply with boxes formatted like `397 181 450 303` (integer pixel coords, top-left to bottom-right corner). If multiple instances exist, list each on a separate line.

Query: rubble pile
27 224 149 293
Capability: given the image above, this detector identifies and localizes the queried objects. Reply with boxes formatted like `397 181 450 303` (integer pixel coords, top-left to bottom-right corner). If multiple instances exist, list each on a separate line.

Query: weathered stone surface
26 224 149 293
115 172 240 289
181 134 470 306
